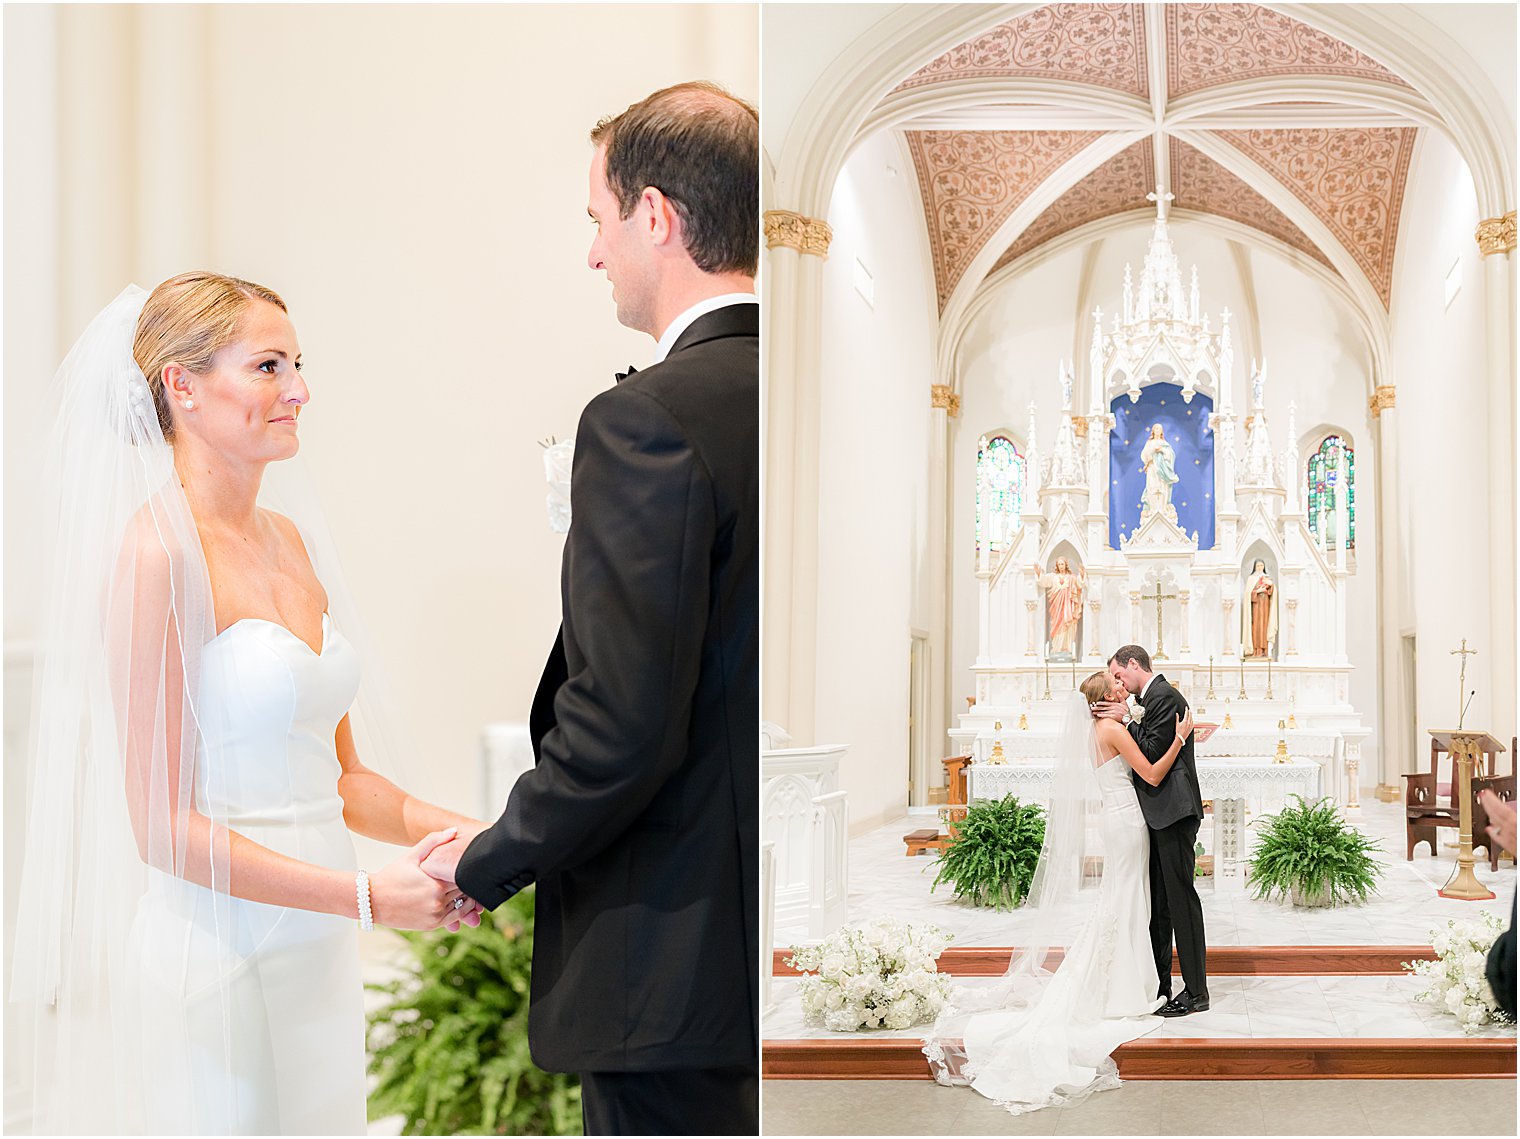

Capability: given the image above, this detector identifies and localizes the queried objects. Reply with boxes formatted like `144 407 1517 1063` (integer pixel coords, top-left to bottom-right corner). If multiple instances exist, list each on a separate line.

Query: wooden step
762 1035 1518 1081
773 944 1438 977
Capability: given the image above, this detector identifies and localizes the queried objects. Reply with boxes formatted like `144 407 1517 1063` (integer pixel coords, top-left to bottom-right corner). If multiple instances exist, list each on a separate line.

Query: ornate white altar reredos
961 199 1367 805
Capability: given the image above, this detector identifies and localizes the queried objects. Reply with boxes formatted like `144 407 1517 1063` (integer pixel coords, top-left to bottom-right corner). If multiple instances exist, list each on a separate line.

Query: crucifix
1451 638 1477 730
1142 580 1178 659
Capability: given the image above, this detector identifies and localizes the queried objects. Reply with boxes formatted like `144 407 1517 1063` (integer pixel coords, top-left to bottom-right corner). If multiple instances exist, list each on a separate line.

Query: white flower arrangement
1404 910 1514 1033
786 918 954 1032
1127 695 1146 722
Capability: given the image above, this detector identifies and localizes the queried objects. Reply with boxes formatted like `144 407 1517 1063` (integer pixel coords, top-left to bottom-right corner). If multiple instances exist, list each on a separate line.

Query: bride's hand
1176 710 1195 743
371 828 464 930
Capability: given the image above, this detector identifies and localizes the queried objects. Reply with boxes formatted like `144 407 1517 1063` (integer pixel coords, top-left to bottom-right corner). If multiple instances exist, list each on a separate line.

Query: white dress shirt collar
653 294 757 363
1140 673 1159 702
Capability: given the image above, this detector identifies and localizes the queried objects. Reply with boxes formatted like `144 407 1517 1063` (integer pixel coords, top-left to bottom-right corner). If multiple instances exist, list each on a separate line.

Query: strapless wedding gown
958 754 1165 1114
126 613 367 1134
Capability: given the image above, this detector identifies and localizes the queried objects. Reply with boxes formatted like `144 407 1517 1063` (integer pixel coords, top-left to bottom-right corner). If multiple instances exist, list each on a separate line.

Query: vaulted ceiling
893 4 1426 313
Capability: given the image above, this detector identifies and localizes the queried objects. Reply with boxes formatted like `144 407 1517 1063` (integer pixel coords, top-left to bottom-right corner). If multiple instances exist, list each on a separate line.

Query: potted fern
365 888 582 1136
1244 795 1385 907
930 794 1046 909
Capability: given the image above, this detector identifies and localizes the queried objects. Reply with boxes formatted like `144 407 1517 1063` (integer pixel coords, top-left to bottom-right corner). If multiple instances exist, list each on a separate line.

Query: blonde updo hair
132 271 287 440
1079 670 1113 708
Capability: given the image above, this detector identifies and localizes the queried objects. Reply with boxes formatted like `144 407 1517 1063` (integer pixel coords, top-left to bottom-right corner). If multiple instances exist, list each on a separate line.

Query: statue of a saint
1037 557 1086 658
1140 423 1179 518
1241 559 1279 658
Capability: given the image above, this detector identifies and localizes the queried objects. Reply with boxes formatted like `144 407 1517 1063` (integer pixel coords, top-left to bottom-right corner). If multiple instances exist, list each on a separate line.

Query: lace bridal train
924 693 1165 1115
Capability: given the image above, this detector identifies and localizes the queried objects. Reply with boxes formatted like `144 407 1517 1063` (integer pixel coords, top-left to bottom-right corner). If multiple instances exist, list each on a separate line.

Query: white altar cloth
966 757 1322 806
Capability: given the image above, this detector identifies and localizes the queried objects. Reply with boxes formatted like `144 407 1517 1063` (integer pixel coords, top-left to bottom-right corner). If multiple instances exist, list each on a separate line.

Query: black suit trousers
580 1065 758 1136
1149 815 1208 999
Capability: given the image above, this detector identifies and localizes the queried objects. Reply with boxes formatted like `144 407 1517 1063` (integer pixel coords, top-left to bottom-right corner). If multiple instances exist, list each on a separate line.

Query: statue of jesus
1140 423 1179 518
1037 557 1086 658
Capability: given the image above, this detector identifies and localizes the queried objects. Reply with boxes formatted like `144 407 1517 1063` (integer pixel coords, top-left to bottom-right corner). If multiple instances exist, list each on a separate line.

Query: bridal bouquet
787 918 953 1032
1404 910 1514 1033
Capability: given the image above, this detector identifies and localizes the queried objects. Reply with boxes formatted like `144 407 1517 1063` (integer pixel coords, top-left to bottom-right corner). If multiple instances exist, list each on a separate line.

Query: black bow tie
614 365 639 384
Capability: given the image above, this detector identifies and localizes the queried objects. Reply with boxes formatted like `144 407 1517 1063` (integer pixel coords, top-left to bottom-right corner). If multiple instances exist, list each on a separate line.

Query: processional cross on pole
1143 580 1178 660
1451 638 1477 730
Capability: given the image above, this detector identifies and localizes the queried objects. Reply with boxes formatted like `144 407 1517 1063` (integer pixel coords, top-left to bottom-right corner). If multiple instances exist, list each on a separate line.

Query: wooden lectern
1429 730 1505 900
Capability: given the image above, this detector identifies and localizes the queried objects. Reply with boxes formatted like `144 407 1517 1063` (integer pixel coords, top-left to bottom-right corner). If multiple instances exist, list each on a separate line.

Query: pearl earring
184 400 194 410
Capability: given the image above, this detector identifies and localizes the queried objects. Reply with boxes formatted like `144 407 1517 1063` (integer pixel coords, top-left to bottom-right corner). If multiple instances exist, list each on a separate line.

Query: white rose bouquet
786 918 953 1032
1404 910 1514 1033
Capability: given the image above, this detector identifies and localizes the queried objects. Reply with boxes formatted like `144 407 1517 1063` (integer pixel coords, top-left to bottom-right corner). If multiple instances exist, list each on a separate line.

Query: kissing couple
926 643 1209 1115
13 83 759 1137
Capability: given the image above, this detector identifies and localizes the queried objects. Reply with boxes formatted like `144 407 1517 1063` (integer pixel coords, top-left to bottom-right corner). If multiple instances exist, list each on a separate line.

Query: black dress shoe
1157 991 1210 1017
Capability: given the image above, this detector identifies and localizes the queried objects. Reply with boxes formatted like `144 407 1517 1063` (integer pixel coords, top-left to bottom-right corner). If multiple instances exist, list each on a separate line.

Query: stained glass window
1306 435 1356 550
976 435 1025 553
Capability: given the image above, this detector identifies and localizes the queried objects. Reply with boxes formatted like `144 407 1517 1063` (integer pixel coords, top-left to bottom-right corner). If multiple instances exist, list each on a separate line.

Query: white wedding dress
953 752 1165 1113
126 613 367 1134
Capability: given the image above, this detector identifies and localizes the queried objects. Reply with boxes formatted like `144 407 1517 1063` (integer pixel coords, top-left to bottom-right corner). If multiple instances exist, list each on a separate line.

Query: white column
928 401 952 782
1221 596 1237 658
1179 589 1192 654
1026 598 1039 657
1478 216 1517 749
134 7 212 271
1372 389 1410 801
1285 597 1298 657
1087 594 1104 660
762 211 832 743
1129 590 1141 643
975 573 991 667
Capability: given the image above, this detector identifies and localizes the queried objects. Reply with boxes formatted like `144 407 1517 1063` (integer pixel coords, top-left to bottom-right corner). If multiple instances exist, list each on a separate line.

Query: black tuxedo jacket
1126 674 1204 830
456 304 759 1074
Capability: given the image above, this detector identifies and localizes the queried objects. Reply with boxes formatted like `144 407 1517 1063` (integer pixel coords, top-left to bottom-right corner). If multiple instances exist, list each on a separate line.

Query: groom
1100 644 1210 1016
421 83 759 1135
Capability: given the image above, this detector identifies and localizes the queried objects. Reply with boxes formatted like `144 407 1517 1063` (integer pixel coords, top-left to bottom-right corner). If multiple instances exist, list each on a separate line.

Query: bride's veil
8 285 410 1134
924 689 1108 1085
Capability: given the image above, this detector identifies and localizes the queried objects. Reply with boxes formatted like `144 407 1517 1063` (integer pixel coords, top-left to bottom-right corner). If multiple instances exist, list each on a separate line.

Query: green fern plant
1244 794 1385 907
930 795 1046 909
365 889 582 1136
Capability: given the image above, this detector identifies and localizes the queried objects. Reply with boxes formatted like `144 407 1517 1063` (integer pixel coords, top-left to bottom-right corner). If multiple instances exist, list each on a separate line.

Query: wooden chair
1404 769 1459 859
1472 773 1516 872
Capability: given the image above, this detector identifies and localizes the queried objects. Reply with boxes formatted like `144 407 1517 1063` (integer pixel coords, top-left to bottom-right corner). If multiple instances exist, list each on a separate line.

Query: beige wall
3 2 757 897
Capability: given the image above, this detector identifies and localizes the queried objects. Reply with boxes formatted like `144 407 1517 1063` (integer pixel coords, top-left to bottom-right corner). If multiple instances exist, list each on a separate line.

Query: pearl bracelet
356 870 374 932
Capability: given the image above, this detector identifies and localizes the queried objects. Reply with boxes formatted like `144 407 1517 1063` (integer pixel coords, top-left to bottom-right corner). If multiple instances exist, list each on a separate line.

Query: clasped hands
375 825 487 932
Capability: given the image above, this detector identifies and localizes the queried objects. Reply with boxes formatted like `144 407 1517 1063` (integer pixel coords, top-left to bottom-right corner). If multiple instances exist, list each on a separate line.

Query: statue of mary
1140 424 1179 519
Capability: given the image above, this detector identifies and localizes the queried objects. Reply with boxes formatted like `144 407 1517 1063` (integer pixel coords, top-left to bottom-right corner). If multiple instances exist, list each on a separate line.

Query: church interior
761 4 1516 1132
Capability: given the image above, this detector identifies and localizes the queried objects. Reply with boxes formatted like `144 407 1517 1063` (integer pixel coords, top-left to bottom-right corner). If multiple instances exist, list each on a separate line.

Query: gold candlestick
990 722 1007 765
1043 658 1052 701
1238 662 1248 700
1207 654 1217 700
1266 656 1274 701
1273 720 1289 764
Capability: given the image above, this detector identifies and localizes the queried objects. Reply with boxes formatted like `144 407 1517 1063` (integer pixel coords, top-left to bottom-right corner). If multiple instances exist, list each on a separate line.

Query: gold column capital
764 209 833 258
1475 211 1516 257
931 384 961 418
1368 385 1396 419
1071 415 1089 438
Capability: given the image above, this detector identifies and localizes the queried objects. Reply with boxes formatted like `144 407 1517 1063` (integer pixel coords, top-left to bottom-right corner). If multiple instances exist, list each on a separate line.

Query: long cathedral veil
8 286 411 1134
923 691 1109 1089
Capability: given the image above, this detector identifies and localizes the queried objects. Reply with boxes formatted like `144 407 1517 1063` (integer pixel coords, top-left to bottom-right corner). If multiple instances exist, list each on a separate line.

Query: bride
11 274 487 1135
925 670 1192 1114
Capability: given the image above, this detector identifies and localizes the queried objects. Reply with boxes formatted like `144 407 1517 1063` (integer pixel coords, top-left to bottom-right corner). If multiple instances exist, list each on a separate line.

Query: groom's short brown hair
1110 644 1153 671
591 81 758 276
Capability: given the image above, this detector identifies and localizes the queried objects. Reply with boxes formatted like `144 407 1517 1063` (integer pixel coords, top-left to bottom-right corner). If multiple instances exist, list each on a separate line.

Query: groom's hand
1091 701 1128 722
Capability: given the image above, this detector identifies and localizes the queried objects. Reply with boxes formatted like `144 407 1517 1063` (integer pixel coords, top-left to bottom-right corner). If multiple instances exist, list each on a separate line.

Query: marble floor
776 795 1516 951
764 972 1518 1041
761 1077 1518 1137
